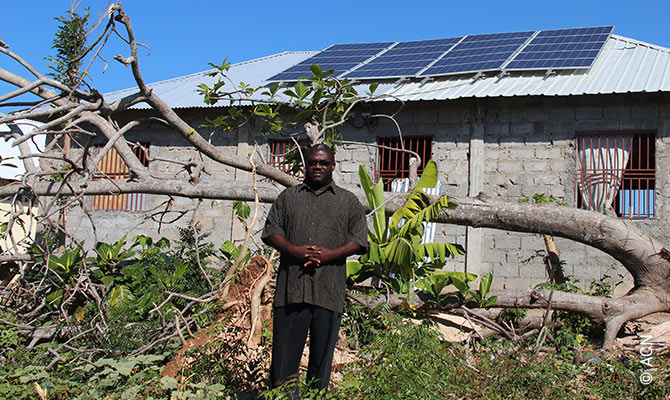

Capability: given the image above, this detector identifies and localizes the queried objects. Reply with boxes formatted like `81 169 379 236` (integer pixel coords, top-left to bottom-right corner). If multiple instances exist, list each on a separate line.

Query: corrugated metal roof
105 34 670 109
379 35 670 101
103 51 317 109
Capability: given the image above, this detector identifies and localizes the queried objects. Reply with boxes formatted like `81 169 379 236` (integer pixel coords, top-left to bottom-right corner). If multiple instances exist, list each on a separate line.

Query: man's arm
263 233 317 267
305 242 365 267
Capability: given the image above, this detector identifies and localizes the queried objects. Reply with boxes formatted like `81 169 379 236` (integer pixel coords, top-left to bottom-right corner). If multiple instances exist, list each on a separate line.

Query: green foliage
335 316 456 399
17 227 221 354
497 307 528 327
518 193 568 206
177 323 270 396
451 271 497 308
45 7 90 88
349 161 466 300
341 293 390 349
198 63 365 159
536 275 624 359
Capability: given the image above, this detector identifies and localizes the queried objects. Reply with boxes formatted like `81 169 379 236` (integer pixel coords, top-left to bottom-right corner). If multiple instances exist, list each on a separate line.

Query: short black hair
306 143 335 161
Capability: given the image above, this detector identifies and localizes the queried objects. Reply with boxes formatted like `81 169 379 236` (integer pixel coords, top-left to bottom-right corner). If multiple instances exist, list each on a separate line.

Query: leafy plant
348 161 466 299
45 7 90 89
451 271 497 308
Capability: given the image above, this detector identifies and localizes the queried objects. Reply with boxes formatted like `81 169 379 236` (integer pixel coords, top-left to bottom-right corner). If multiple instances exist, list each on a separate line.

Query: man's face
305 149 335 186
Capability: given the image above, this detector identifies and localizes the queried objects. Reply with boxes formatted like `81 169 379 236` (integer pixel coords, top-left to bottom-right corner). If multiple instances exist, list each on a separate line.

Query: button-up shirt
262 182 368 313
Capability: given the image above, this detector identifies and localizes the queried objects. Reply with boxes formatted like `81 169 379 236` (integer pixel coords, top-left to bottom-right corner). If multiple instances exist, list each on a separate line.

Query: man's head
304 144 335 188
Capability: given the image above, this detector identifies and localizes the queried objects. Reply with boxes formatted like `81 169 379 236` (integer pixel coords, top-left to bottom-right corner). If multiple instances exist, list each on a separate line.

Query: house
69 27 670 291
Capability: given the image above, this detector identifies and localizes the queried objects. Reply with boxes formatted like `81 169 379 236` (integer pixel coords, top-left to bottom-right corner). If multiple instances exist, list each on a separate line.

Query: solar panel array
267 26 614 82
505 26 614 70
268 42 393 81
421 31 533 76
342 37 462 79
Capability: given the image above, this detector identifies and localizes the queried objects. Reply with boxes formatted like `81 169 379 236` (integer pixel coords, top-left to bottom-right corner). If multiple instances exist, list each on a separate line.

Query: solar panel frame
418 31 535 77
342 37 463 80
504 26 613 71
268 26 614 82
267 42 393 81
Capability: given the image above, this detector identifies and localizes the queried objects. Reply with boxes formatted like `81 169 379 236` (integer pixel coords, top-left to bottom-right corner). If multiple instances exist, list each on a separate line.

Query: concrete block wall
65 94 670 294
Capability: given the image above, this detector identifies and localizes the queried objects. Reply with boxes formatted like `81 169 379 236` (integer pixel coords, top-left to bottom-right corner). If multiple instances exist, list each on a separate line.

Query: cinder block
548 186 566 199
603 106 631 119
486 123 510 135
500 277 534 290
490 258 520 277
631 105 660 119
447 149 469 160
572 264 603 282
520 185 553 197
549 108 576 121
535 147 562 159
506 173 533 185
533 174 560 185
523 160 549 171
413 109 437 124
520 262 550 279
576 107 602 120
438 110 467 124
509 122 534 135
494 236 522 250
497 160 523 172
509 148 536 159
338 160 358 173
659 104 670 118
487 148 511 160
481 249 509 263
549 159 570 171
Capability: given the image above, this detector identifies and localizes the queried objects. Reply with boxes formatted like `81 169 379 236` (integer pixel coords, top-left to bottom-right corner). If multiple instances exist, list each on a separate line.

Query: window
266 139 305 179
375 135 433 191
575 131 655 219
92 143 149 211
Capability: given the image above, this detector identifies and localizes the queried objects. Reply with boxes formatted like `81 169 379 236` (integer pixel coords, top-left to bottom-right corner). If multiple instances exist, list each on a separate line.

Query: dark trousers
270 303 342 395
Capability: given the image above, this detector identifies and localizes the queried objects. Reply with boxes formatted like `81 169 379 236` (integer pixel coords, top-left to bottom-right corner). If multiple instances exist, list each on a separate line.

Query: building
70 27 670 291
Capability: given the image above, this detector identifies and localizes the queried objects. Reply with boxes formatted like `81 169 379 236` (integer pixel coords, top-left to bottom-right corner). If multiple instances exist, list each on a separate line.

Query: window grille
92 143 149 211
375 135 433 191
575 131 655 219
266 139 305 179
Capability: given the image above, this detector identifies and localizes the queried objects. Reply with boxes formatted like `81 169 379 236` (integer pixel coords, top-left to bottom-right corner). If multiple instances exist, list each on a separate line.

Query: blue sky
2 0 670 94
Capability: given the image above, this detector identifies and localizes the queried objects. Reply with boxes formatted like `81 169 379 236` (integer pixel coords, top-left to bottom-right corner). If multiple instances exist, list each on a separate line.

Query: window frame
266 138 307 180
374 135 433 191
92 142 150 212
574 130 656 219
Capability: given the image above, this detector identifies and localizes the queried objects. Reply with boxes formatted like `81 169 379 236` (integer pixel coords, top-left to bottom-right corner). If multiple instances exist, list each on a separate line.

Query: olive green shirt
262 182 368 313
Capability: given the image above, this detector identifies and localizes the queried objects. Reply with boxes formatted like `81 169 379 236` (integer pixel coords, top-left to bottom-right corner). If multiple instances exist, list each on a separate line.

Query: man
262 143 368 395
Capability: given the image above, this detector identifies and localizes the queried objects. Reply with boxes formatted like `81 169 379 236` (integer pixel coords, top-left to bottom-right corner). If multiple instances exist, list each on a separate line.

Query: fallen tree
1 2 669 351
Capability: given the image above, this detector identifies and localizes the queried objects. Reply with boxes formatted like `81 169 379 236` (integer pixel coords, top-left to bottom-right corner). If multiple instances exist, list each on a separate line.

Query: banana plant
348 160 470 299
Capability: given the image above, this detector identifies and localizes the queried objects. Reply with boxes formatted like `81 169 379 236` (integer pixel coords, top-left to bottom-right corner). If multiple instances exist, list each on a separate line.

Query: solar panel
342 37 462 79
419 31 534 76
267 26 614 82
267 42 393 81
504 26 614 70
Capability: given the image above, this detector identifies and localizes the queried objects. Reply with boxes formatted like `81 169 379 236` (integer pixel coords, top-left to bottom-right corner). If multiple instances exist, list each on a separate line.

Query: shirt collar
298 181 337 194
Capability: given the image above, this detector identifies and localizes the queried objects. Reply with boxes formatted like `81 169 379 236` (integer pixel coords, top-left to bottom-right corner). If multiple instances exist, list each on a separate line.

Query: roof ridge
104 51 320 95
610 34 670 53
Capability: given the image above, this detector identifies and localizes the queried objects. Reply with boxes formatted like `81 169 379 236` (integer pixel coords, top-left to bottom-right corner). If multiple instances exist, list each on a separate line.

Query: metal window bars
92 143 149 212
266 139 305 179
575 131 655 219
374 135 433 191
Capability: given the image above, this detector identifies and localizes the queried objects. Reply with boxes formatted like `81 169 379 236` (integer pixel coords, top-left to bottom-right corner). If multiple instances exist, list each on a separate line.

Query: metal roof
104 34 670 110
103 51 318 109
